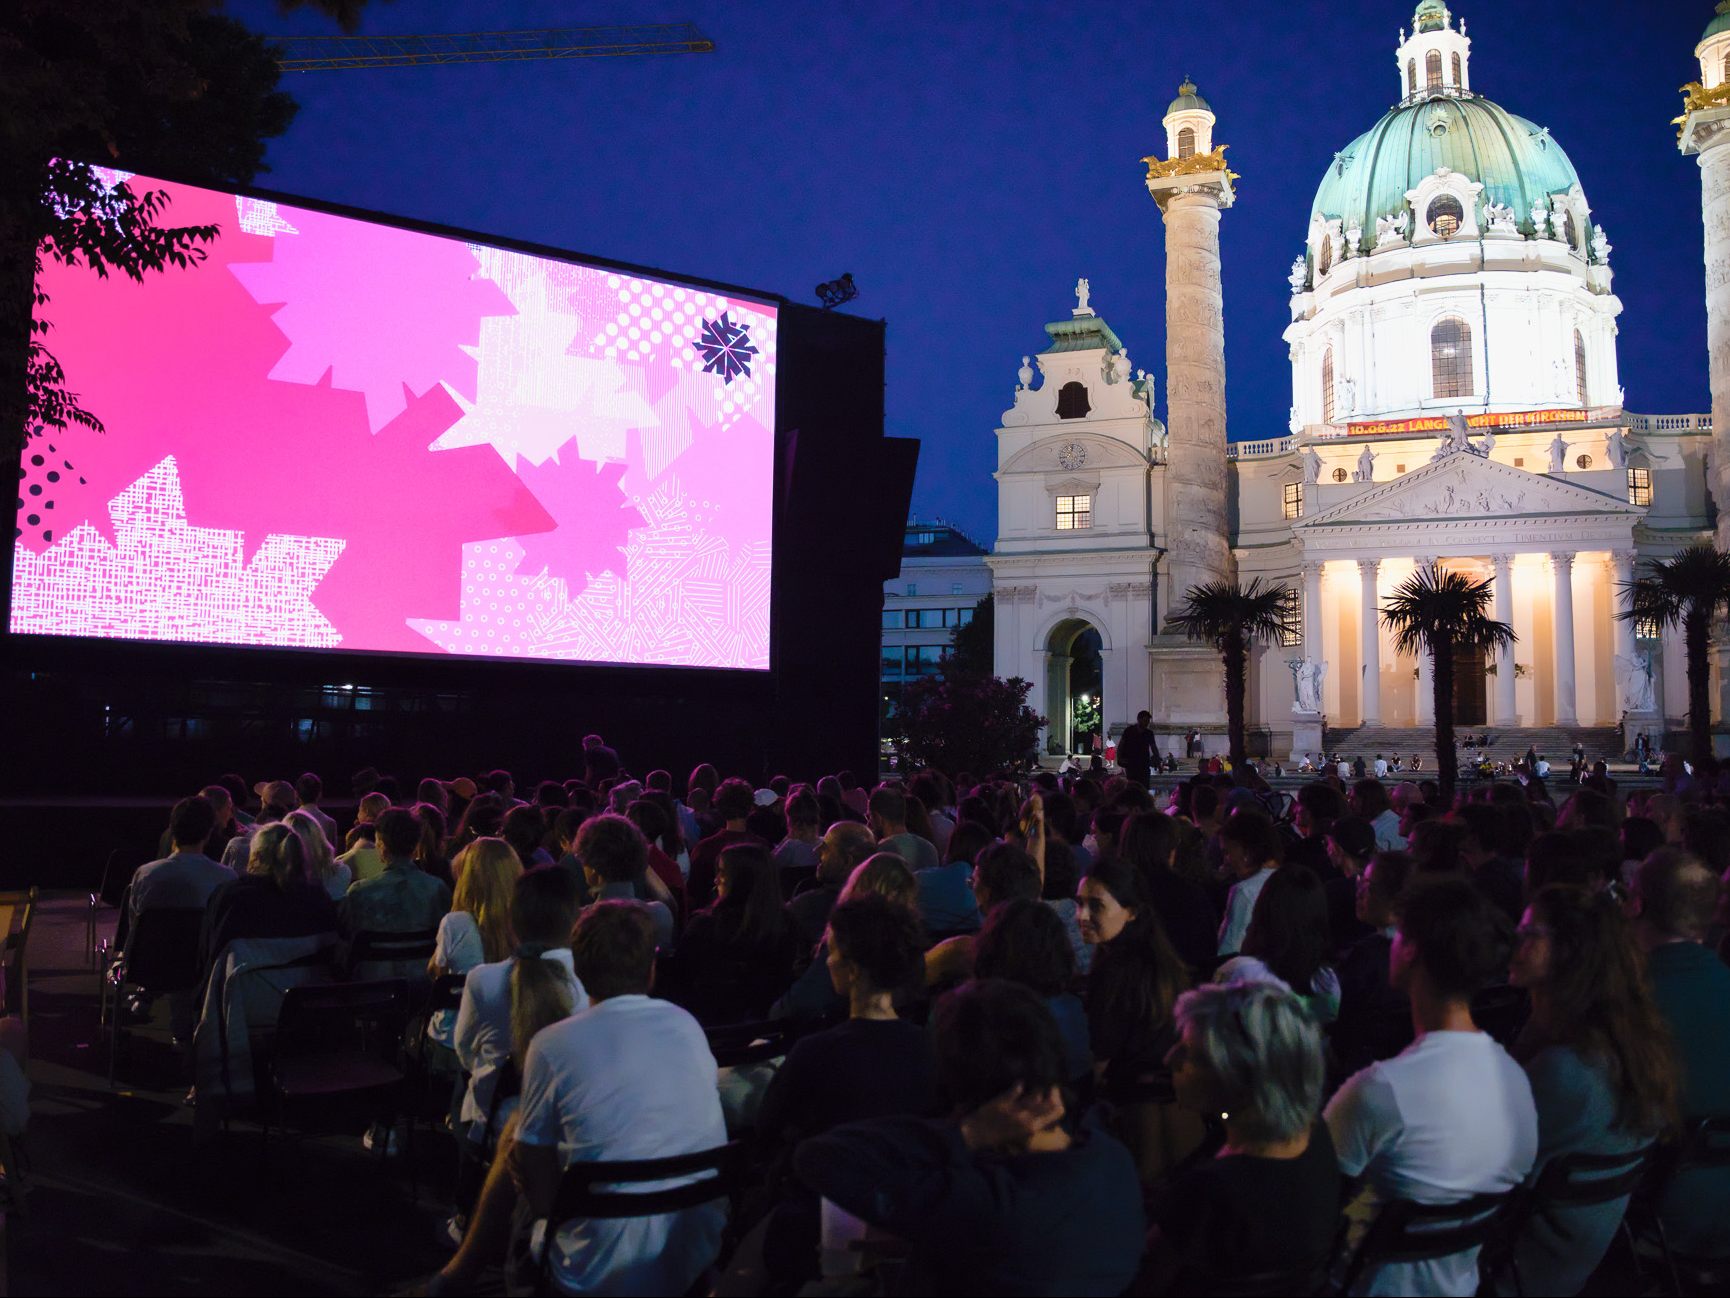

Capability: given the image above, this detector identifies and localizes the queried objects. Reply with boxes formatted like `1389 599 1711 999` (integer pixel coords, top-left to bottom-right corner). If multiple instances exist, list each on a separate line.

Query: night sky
230 0 1715 546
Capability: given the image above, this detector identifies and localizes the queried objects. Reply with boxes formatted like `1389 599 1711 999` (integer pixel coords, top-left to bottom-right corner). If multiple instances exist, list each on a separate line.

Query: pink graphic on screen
10 174 778 669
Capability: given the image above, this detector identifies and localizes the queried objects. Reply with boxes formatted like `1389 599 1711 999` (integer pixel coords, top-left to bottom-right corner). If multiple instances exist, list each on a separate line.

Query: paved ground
9 897 458 1296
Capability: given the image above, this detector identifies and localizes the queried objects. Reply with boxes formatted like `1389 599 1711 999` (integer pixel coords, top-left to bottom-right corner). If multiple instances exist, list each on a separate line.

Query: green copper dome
1705 2 1730 43
1310 94 1583 247
1167 78 1210 116
1413 0 1450 33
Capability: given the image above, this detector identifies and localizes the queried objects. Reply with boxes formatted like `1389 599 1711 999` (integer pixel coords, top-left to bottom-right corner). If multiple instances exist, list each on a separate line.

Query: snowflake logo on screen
693 312 758 384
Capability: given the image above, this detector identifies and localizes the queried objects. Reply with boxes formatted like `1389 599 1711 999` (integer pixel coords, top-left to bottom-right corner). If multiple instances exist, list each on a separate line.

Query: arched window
1407 59 1417 94
1177 127 1196 159
1723 51 1730 84
1431 317 1473 400
1322 349 1336 424
1574 330 1588 407
1056 381 1091 420
1426 51 1443 89
1451 52 1462 86
1562 209 1579 251
1319 236 1333 276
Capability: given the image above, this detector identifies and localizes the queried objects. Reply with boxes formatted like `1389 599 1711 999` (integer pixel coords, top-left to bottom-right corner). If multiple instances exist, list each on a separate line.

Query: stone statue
1484 199 1517 233
1017 355 1034 390
1548 432 1569 474
1110 350 1131 383
1592 223 1612 262
1338 374 1358 415
1353 445 1376 483
1289 406 1305 434
1439 412 1473 455
1289 257 1308 292
1343 225 1363 259
1479 423 1497 457
1530 200 1551 239
1074 278 1091 313
1615 650 1656 714
1606 427 1628 469
1289 657 1326 713
1552 357 1571 400
1375 210 1409 246
1302 444 1324 484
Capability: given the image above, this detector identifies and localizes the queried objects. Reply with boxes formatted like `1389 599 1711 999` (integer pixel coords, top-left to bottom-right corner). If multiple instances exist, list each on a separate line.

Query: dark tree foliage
1 1 366 457
948 592 994 678
894 664 1045 778
1619 544 1730 764
1167 577 1296 770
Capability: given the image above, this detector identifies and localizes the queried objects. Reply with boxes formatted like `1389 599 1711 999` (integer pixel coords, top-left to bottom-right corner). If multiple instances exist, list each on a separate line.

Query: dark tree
1379 564 1516 804
1167 577 1295 770
894 664 1045 777
948 592 994 677
1619 544 1730 765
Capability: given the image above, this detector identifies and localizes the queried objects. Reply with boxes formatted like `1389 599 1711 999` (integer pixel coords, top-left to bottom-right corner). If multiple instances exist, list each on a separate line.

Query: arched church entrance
1046 619 1103 756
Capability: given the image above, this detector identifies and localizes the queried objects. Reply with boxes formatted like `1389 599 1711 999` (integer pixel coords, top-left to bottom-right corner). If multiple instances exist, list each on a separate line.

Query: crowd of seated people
106 742 1730 1296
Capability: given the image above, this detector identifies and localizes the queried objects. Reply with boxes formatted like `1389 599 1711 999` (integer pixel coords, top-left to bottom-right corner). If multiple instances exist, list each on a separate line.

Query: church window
1562 210 1579 251
1635 614 1661 640
1055 494 1092 530
1322 349 1335 423
1279 587 1302 647
1282 481 1303 520
1426 51 1443 89
1426 194 1464 238
1178 127 1196 159
1056 381 1091 419
1723 52 1730 84
1627 467 1653 506
1451 52 1462 86
1332 467 1350 483
1407 59 1417 95
1319 237 1333 277
1431 317 1473 399
1574 330 1589 407
1576 454 1594 470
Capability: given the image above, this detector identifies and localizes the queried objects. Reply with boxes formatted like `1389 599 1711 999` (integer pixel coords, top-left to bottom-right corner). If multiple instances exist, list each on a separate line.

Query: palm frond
1169 577 1296 648
1378 564 1515 659
1617 544 1730 630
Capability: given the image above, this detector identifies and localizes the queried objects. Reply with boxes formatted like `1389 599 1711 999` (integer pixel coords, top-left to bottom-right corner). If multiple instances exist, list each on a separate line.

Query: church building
992 1 1725 761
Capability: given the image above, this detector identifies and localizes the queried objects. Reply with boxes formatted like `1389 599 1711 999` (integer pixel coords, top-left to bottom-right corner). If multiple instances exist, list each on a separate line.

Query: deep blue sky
231 0 1714 545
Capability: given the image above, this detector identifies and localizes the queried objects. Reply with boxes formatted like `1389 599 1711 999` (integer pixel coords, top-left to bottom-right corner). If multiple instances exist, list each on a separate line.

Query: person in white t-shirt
1217 810 1283 957
429 900 725 1297
1325 877 1538 1297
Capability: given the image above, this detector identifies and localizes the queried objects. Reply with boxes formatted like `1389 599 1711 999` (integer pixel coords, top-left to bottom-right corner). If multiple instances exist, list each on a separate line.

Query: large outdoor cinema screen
12 169 777 670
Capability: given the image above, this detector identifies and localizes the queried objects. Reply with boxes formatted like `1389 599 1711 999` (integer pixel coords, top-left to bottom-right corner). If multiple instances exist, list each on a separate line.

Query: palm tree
1618 544 1730 764
1379 564 1516 805
1168 578 1296 770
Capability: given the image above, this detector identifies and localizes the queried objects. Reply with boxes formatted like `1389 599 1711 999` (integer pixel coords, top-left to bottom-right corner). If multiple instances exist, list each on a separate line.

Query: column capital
1491 551 1515 569
1550 551 1575 573
1300 559 1325 577
1612 548 1639 569
1357 557 1381 576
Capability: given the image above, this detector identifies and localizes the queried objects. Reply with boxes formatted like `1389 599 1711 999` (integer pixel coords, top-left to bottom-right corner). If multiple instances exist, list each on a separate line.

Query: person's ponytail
510 945 574 1061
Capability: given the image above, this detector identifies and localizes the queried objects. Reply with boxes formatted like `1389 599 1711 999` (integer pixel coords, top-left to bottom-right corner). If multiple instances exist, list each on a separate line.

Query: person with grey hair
1142 981 1340 1290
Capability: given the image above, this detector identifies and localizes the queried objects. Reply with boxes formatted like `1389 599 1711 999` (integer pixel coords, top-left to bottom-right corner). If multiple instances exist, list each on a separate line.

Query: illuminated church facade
991 1 1726 760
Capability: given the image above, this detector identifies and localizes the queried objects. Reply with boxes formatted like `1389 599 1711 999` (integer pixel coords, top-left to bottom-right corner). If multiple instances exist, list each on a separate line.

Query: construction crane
270 23 714 72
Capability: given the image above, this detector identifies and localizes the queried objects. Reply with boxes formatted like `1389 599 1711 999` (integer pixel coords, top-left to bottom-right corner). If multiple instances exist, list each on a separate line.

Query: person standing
1117 711 1155 787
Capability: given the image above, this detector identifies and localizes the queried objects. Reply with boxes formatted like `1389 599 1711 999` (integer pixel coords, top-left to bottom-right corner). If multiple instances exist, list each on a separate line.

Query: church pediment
999 432 1149 476
1294 451 1641 531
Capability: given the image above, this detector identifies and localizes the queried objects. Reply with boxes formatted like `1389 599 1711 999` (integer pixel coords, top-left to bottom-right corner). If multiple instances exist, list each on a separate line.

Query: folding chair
706 1017 821 1070
343 928 438 983
1625 1116 1730 1296
265 979 410 1162
0 889 38 1025
104 906 205 1086
1335 1188 1521 1296
404 972 468 1183
1482 1142 1654 1297
539 1140 751 1293
90 852 143 969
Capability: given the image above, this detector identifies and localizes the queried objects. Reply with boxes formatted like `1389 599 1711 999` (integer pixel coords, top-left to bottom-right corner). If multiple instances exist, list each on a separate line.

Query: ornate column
1611 550 1638 673
1552 552 1578 726
1146 93 1237 615
1679 68 1730 549
1301 561 1323 655
1359 558 1382 725
1492 553 1518 725
1414 556 1435 727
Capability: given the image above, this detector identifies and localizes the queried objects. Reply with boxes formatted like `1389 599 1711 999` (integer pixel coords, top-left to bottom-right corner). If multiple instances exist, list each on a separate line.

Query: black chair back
276 978 411 1057
1531 1143 1655 1207
549 1140 747 1221
345 928 438 974
484 1055 521 1134
122 907 207 994
1678 1114 1730 1172
425 972 467 1017
1182 1257 1330 1297
1338 1189 1518 1295
705 1017 816 1069
1470 984 1530 1048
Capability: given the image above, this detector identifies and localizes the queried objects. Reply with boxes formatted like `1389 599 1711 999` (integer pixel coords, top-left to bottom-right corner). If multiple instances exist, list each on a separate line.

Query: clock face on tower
1057 441 1088 470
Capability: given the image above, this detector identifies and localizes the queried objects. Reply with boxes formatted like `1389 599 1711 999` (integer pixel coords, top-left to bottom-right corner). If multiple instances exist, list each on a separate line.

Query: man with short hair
341 807 451 954
688 778 766 908
869 785 939 873
1117 710 1155 788
1450 803 1523 923
432 901 727 1297
295 772 339 844
576 814 675 951
1325 877 1537 1296
1628 847 1730 1258
1373 753 1388 780
126 795 234 1037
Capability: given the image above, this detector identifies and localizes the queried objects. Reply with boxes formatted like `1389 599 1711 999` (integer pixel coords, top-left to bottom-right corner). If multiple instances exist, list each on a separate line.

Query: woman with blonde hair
434 838 521 976
285 808 350 900
201 822 338 969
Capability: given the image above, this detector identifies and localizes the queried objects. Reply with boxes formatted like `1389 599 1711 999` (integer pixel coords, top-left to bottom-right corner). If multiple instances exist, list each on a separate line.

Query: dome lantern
1162 78 1216 161
1395 1 1471 102
1696 1 1730 90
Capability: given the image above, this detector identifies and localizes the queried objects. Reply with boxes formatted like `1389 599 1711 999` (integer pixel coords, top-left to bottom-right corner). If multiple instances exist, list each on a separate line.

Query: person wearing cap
1324 815 1378 951
222 780 298 871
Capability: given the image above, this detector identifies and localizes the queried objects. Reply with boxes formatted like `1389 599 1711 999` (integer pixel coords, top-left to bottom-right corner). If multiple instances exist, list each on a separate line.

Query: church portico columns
1358 558 1382 725
1552 552 1578 726
1611 550 1638 673
1414 556 1436 727
1301 562 1323 652
1492 553 1519 725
